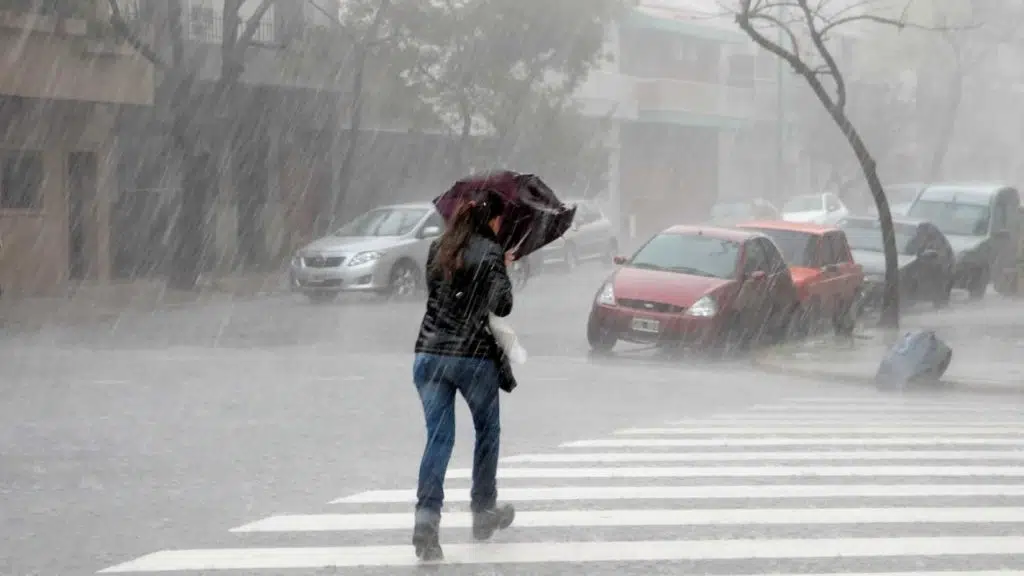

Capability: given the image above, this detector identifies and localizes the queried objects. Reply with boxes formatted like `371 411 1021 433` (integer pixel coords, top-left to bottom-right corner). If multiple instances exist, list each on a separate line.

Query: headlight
348 251 381 267
686 295 717 317
596 283 615 305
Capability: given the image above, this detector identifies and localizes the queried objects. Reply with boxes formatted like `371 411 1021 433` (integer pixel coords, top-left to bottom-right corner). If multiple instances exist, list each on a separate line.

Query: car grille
303 256 345 268
618 298 686 314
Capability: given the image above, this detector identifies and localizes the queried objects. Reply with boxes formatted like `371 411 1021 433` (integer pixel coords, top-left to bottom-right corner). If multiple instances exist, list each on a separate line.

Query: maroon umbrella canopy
433 170 577 259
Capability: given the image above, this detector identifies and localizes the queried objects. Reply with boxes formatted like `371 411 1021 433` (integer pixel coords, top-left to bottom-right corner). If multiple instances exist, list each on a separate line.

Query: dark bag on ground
876 329 952 388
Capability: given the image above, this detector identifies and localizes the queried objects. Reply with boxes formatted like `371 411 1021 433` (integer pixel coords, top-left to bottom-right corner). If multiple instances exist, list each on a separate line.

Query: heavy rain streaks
3 1 1024 575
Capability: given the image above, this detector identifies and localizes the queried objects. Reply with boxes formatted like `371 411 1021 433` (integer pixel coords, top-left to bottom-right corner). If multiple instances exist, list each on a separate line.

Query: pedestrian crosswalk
99 394 1024 574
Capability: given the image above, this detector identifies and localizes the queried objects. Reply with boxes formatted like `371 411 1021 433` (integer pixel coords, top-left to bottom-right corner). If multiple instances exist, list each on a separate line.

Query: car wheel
968 266 989 300
388 260 420 300
586 314 616 353
307 292 337 305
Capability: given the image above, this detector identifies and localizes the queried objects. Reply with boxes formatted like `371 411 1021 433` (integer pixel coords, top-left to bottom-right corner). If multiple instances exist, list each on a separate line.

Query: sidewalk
0 273 288 331
753 301 1024 395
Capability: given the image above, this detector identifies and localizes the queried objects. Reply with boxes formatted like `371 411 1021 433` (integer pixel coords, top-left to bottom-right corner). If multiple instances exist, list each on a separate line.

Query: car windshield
907 200 990 237
782 195 821 212
745 228 815 267
840 221 917 254
629 233 740 279
334 208 428 237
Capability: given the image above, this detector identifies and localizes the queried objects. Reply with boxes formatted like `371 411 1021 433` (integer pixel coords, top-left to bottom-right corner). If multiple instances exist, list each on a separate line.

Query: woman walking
412 188 516 561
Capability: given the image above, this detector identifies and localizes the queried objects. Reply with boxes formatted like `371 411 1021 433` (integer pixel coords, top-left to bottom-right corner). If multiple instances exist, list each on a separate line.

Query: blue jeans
413 353 501 517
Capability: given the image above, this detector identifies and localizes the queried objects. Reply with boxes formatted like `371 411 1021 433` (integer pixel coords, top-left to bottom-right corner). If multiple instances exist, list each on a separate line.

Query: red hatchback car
587 225 801 352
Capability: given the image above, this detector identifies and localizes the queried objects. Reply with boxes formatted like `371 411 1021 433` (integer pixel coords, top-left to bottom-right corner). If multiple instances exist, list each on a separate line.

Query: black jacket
414 229 514 358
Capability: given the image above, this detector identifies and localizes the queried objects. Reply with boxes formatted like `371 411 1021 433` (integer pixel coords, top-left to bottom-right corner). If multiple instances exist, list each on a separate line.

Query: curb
752 354 1024 398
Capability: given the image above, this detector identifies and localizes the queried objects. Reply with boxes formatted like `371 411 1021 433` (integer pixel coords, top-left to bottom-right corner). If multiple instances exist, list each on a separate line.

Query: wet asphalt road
3 262 1024 575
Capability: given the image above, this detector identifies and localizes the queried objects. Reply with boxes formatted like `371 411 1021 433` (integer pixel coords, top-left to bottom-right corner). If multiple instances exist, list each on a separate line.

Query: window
333 207 428 237
758 238 789 273
1 150 43 211
908 200 991 237
746 228 815 267
628 233 740 280
840 220 918 254
419 211 443 237
823 233 852 264
742 240 768 275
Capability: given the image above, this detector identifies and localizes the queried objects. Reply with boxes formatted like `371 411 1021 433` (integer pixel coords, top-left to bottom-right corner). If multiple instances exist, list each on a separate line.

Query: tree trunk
801 73 900 328
332 0 392 228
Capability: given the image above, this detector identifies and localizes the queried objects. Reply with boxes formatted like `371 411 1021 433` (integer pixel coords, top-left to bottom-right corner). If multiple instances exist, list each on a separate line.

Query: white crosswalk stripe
99 394 1024 573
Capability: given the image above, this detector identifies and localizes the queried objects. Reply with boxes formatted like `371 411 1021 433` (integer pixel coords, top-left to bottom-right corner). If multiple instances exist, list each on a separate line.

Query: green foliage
388 0 624 178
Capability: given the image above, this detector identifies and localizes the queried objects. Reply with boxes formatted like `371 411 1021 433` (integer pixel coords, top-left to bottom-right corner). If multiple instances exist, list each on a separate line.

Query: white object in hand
489 313 527 364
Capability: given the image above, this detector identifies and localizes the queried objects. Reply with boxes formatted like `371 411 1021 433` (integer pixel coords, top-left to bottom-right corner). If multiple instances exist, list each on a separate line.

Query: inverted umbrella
432 169 577 259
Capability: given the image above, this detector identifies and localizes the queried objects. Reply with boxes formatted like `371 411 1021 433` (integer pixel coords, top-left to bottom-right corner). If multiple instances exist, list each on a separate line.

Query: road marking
332 483 1024 504
232 507 1024 533
563 437 1024 448
89 379 130 385
310 375 365 382
670 417 1024 425
617 426 1024 435
745 405 1024 413
779 397 1015 407
446 465 1024 480
502 450 1024 464
97 536 1024 572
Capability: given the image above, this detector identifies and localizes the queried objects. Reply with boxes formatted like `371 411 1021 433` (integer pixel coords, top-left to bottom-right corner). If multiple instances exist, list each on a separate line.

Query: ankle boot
472 504 515 541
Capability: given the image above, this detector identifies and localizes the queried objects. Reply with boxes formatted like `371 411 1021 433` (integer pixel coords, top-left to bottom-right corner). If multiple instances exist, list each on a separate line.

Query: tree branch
797 0 846 108
229 0 278 64
105 0 166 68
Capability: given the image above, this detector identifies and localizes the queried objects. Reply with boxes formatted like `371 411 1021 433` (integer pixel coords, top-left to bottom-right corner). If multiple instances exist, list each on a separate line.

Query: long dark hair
435 189 505 280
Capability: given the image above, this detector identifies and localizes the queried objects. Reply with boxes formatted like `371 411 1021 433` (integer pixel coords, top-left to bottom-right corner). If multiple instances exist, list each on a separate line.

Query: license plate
632 317 660 333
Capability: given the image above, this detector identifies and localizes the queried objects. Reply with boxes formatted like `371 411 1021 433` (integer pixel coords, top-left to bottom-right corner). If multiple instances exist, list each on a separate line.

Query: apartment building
575 0 780 244
0 0 155 296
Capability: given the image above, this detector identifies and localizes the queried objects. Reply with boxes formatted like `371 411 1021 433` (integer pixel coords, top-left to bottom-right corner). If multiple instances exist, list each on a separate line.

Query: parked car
533 198 617 271
708 198 780 225
289 202 529 303
781 192 849 225
837 216 955 311
859 183 925 217
736 221 863 335
905 183 1021 299
586 225 800 353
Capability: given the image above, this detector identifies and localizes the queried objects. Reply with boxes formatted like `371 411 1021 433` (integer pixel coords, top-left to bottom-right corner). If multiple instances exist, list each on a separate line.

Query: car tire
967 266 989 300
586 314 616 353
387 260 421 300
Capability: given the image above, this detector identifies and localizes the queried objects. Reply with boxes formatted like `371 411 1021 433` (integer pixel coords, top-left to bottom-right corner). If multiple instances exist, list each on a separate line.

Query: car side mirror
420 225 442 238
748 270 767 281
613 255 627 265
919 249 939 259
822 264 839 274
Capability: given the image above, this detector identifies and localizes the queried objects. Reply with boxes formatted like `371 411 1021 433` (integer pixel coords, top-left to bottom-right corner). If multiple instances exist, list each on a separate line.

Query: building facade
0 1 154 296
574 0 780 246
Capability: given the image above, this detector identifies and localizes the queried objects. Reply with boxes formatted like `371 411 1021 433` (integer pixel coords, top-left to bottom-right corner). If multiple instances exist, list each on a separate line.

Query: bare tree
924 5 1017 182
106 0 277 288
733 0 931 328
307 0 394 231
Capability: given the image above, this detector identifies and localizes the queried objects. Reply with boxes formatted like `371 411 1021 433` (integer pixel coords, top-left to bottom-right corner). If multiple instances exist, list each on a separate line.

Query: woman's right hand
505 251 516 267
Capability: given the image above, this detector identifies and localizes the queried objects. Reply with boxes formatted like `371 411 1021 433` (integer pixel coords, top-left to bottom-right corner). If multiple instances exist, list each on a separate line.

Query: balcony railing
187 11 276 44
633 77 760 119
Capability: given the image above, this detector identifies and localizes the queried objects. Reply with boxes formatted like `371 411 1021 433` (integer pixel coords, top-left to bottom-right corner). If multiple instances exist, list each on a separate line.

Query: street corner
752 330 1024 397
